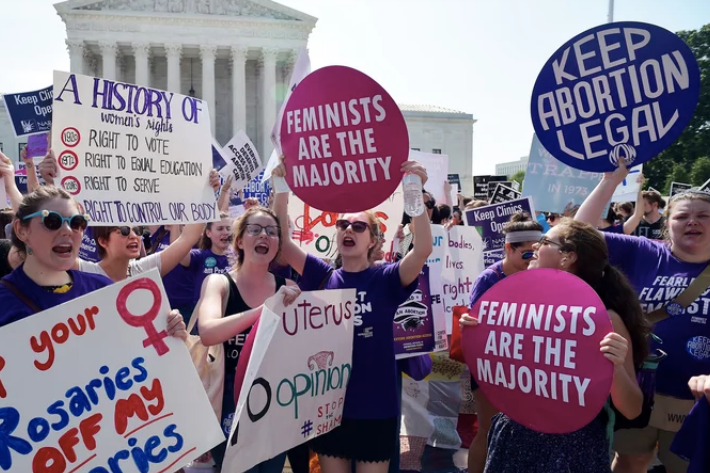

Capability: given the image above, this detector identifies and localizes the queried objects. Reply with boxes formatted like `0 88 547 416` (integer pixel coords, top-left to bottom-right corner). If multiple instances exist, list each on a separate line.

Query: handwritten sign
281 66 409 213
51 71 217 225
464 197 536 257
219 131 263 192
531 22 701 172
2 86 53 137
463 269 614 433
412 150 448 204
223 289 355 473
394 266 448 359
287 185 404 261
0 269 223 472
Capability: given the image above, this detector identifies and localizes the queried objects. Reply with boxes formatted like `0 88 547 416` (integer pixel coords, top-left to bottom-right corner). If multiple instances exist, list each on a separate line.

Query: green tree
645 24 710 190
511 170 525 192
664 163 692 193
690 156 710 186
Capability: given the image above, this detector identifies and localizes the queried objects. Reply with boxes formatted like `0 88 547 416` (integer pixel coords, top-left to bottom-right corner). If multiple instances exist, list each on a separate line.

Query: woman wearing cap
466 212 543 473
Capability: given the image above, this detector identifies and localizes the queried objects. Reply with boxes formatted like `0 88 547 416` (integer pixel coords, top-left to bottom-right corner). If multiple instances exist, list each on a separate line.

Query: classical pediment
54 0 315 22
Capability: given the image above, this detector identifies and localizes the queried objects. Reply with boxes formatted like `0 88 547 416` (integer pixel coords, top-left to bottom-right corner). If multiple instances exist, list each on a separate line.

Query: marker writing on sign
30 306 100 371
116 278 169 356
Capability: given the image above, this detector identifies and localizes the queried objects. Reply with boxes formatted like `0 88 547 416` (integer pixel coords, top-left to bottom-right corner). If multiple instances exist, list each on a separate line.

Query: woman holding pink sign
577 165 710 473
272 159 432 473
461 219 648 472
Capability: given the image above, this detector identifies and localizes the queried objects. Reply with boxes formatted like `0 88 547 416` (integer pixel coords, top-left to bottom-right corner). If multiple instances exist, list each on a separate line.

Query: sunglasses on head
116 226 143 237
23 210 88 231
335 220 369 233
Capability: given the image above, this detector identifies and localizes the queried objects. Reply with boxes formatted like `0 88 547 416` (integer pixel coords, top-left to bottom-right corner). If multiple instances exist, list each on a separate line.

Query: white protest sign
0 269 223 472
611 165 643 203
287 185 404 262
411 150 448 205
440 226 485 333
427 225 448 333
223 289 356 473
51 71 217 225
219 131 263 192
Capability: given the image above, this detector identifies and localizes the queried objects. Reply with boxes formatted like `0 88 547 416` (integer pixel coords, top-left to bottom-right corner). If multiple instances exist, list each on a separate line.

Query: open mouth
52 243 73 256
127 242 140 251
343 237 355 247
220 235 232 243
255 243 269 255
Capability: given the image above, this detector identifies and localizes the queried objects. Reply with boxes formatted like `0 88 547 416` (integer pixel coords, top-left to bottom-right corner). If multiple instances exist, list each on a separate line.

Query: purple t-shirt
189 249 230 304
0 265 112 327
600 224 624 234
150 230 195 309
469 260 505 309
605 233 710 399
78 227 100 263
299 254 417 419
671 399 710 473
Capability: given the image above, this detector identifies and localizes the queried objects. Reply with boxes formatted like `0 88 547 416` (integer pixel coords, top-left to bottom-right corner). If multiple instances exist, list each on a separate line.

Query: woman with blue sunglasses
465 211 543 473
0 187 187 343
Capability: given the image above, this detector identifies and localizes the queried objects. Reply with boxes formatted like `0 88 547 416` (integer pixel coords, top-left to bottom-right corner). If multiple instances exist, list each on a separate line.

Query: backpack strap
147 226 168 256
647 262 710 324
1 280 41 313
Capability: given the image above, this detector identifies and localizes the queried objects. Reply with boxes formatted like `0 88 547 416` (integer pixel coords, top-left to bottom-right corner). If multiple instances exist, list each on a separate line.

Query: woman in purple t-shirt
272 160 432 473
577 164 710 473
466 212 543 473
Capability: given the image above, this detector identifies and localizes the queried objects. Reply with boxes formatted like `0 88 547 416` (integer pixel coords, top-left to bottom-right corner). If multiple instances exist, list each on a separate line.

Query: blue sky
1 0 708 174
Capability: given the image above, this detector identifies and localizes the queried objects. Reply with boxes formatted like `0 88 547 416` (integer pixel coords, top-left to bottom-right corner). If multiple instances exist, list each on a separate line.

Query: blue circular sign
531 22 700 172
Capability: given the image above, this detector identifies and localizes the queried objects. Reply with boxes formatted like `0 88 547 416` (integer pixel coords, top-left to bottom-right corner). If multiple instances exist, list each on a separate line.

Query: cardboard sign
531 22 701 173
394 266 448 359
523 134 604 212
281 66 409 213
426 225 448 334
0 269 223 472
670 181 693 196
219 131 263 192
611 165 644 203
464 197 536 256
287 185 404 262
2 86 53 137
223 289 356 473
440 226 486 333
51 71 217 225
412 150 448 205
463 269 614 433
490 184 521 204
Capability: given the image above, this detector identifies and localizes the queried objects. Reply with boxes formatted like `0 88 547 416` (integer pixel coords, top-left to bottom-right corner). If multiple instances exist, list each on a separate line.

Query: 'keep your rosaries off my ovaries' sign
0 269 223 473
280 66 410 213
463 269 614 434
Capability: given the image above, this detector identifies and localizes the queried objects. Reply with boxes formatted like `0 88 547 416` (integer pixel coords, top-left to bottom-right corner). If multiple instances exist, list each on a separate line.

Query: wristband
272 175 290 194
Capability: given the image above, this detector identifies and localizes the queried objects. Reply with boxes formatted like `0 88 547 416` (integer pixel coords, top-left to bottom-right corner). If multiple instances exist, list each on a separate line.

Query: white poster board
0 269 223 472
219 131 263 192
410 150 449 205
223 289 356 473
611 165 643 203
51 71 217 225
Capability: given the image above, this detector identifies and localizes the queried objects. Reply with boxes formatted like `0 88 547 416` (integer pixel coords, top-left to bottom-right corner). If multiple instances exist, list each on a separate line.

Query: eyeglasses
335 220 369 233
23 210 88 231
245 223 279 238
116 226 143 237
538 236 563 247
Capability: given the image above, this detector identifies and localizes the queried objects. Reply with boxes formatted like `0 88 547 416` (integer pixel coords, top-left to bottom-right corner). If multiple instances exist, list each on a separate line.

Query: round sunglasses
116 226 144 237
23 210 88 231
335 220 369 233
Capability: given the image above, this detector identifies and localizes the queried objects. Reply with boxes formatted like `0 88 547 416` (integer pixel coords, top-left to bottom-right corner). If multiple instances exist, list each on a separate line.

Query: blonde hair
232 207 282 270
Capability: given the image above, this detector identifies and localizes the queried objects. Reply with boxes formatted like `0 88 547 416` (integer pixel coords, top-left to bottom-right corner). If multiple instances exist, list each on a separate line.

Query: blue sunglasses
23 210 89 231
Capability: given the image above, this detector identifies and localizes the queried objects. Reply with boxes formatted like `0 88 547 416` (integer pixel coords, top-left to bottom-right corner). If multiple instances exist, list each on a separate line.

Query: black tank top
222 272 286 374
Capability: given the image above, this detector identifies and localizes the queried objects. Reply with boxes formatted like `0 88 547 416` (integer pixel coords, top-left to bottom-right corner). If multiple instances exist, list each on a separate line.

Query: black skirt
310 417 398 463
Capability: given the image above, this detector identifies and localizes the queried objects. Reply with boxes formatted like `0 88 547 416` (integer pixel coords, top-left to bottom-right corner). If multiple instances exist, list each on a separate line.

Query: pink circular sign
281 66 409 213
463 269 614 434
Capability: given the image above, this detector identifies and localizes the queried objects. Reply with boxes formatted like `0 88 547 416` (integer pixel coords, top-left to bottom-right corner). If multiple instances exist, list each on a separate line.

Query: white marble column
99 41 117 81
230 46 249 136
66 39 84 73
83 48 97 76
200 44 217 135
261 48 278 157
132 42 151 86
165 43 182 93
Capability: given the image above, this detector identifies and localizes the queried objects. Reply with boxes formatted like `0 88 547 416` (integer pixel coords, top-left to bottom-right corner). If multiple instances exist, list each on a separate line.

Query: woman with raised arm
576 164 710 473
194 206 300 473
272 159 432 473
461 219 648 472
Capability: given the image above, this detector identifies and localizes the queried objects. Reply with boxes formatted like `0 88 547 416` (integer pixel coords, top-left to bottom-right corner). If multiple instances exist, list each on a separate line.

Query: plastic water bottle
403 173 425 217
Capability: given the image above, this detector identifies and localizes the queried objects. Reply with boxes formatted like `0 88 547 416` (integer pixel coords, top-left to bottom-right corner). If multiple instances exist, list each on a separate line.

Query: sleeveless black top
222 272 286 374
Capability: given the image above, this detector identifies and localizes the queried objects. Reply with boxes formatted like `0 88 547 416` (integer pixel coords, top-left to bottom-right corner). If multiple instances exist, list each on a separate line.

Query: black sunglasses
424 201 435 209
116 226 143 237
23 210 88 231
335 220 369 233
518 249 535 260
